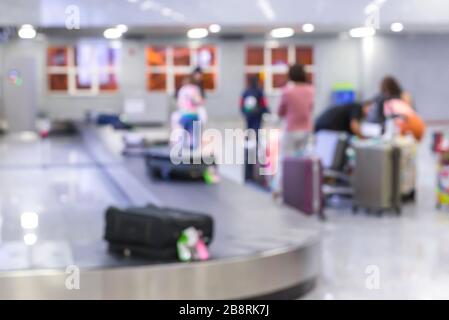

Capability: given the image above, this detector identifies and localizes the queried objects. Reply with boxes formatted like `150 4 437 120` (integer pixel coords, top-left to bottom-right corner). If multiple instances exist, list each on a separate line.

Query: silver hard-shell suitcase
352 141 401 215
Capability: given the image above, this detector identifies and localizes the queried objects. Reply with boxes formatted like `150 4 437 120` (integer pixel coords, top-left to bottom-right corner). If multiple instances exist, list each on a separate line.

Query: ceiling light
104 28 122 39
116 24 128 33
187 28 209 39
270 27 295 38
128 0 139 3
390 22 404 32
349 27 376 38
209 24 221 33
21 211 39 229
302 23 315 33
18 24 36 39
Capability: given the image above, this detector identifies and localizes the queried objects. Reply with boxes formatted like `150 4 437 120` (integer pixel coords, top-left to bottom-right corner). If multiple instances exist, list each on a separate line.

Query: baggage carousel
0 125 321 299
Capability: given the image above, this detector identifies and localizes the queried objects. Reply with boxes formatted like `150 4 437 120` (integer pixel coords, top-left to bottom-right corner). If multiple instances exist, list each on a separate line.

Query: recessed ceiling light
390 22 404 32
349 27 376 38
187 28 209 39
18 24 36 39
128 0 139 3
270 27 295 38
104 28 122 39
209 24 221 33
21 211 39 229
302 23 315 33
116 24 128 33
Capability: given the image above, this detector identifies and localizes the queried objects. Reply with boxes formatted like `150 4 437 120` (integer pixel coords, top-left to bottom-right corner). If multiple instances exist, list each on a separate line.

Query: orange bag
384 99 426 142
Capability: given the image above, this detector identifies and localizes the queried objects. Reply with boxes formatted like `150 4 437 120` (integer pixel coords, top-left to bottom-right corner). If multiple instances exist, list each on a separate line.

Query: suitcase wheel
352 205 358 214
394 206 401 216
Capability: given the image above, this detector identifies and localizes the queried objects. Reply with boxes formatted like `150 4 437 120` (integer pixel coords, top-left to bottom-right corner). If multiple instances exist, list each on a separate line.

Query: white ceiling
1 0 449 32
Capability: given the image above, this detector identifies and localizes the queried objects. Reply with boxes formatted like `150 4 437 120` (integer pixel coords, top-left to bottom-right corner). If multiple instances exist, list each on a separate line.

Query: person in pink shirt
272 64 314 198
176 75 204 149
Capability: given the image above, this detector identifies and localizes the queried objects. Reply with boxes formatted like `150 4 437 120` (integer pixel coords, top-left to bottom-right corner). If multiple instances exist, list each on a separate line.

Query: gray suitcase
352 142 401 215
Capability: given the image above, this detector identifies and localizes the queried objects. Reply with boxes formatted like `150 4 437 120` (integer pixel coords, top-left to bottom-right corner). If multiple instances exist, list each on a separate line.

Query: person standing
240 75 269 135
271 64 314 198
177 74 204 149
369 75 414 124
240 75 269 181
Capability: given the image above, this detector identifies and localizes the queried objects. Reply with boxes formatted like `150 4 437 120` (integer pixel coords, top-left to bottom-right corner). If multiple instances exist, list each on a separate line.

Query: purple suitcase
282 156 325 220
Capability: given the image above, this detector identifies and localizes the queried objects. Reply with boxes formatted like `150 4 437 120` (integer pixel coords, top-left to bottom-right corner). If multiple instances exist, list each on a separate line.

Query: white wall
1 33 448 126
360 34 449 121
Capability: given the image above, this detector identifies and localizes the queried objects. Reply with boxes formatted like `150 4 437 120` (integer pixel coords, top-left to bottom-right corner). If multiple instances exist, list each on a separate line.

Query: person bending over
315 102 372 138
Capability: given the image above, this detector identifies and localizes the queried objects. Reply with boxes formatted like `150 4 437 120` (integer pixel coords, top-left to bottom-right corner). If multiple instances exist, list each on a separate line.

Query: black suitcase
104 204 214 260
144 146 216 181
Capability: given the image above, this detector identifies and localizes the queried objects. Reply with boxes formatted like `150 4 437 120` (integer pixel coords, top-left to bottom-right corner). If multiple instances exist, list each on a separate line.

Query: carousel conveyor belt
0 124 321 299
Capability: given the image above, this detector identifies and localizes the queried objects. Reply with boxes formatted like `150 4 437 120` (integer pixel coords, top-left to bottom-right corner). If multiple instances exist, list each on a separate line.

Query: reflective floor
1 125 449 299
0 133 131 270
306 126 449 299
0 129 319 274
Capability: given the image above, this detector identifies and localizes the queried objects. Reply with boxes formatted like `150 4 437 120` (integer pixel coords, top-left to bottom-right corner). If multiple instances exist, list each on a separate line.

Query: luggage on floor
395 136 417 200
432 131 444 153
244 138 270 188
122 132 168 157
104 204 214 260
96 113 132 130
315 130 352 199
315 130 349 171
144 145 216 181
247 128 280 189
282 156 325 219
352 141 402 214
